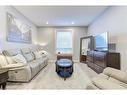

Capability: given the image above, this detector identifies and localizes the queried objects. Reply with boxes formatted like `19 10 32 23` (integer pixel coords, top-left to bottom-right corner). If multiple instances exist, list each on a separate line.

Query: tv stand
86 50 120 73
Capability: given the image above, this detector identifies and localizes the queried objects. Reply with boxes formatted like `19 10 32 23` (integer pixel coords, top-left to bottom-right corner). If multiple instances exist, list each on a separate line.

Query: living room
0 4 127 91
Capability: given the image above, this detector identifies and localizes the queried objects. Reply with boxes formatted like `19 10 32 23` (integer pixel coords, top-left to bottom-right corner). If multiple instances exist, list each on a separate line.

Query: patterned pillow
23 53 35 62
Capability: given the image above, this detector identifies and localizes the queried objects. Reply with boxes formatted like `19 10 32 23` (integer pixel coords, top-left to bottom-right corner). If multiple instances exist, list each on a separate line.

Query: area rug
7 63 97 89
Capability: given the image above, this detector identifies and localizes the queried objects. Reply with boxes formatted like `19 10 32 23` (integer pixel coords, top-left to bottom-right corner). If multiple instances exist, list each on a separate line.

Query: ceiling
14 6 108 27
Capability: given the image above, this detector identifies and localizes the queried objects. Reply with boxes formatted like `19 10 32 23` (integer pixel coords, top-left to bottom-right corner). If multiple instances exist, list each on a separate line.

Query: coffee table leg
64 68 66 81
56 65 57 72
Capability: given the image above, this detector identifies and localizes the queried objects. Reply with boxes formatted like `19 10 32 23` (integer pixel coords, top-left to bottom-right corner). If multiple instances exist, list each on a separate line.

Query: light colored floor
7 62 97 89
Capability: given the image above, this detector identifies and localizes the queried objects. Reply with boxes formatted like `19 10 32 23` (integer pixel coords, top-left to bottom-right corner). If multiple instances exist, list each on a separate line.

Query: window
56 29 73 54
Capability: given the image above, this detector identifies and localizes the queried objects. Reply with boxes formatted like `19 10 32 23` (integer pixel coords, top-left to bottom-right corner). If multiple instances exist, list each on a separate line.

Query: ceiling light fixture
71 22 74 24
46 21 49 24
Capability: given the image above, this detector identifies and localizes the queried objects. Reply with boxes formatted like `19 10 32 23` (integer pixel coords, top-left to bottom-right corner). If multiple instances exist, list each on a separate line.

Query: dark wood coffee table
55 59 73 80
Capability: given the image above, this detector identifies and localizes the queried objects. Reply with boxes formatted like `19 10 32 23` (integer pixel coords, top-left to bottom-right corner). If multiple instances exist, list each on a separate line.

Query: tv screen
95 32 108 51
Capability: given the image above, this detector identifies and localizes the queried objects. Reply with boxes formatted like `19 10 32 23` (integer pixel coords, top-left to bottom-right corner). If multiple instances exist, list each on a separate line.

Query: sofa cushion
30 57 47 70
11 54 27 64
33 58 43 63
39 57 47 69
92 77 125 89
3 49 21 64
21 48 31 54
103 67 127 84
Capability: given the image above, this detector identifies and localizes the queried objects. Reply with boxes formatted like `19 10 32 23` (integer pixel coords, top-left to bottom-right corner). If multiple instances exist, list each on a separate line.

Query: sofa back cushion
3 49 22 64
21 48 35 62
24 53 35 62
103 67 127 84
11 54 27 64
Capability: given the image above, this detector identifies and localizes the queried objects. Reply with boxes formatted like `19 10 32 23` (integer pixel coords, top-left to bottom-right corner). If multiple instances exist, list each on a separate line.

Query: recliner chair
86 67 127 89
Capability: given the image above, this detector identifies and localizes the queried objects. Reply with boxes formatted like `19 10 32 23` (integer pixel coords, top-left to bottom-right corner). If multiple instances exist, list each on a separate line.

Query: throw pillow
11 54 27 64
23 53 34 62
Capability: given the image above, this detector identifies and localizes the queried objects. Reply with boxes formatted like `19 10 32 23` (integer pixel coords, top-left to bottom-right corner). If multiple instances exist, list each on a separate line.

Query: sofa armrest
92 77 125 89
0 68 8 74
103 67 127 84
1 63 27 70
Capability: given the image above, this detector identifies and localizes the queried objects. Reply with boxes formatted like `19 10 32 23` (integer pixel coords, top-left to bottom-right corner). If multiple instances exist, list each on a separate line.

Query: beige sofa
0 46 48 82
87 67 127 89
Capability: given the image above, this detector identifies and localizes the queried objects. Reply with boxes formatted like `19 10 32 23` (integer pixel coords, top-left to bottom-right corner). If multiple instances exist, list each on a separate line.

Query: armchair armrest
0 68 8 74
92 77 125 89
103 67 127 84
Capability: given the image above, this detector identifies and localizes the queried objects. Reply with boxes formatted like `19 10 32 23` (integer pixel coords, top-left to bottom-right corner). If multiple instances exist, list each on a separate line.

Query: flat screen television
95 32 108 51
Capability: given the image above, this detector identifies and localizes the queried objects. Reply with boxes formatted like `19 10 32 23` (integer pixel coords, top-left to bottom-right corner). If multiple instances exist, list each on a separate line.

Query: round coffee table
55 59 73 80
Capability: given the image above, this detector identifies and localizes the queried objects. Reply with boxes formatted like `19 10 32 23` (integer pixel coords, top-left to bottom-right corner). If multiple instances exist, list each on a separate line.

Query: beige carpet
7 63 97 89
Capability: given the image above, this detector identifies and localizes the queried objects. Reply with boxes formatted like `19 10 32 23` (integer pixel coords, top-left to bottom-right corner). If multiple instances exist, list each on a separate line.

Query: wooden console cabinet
57 54 72 60
80 55 87 62
86 51 120 73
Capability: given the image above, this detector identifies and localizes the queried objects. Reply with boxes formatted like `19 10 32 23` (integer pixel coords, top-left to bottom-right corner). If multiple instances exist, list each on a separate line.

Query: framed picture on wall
6 13 32 43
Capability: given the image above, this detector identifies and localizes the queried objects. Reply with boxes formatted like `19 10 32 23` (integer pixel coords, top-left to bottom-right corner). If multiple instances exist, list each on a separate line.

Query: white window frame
55 29 74 54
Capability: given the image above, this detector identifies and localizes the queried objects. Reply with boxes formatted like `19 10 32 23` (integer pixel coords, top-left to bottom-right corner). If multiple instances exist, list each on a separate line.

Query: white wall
0 6 38 50
38 27 87 62
88 6 127 72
